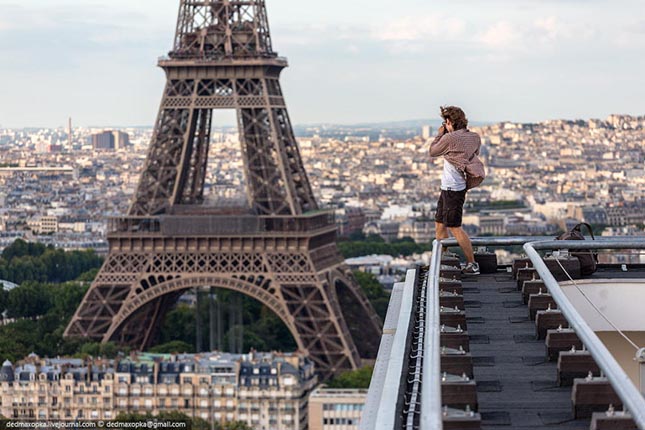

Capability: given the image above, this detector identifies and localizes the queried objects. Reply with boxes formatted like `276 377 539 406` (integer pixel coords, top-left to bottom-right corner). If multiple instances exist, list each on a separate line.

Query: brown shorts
435 189 466 227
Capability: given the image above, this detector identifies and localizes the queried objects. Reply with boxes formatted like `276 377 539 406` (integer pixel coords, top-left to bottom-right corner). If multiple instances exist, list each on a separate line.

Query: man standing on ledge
429 106 481 275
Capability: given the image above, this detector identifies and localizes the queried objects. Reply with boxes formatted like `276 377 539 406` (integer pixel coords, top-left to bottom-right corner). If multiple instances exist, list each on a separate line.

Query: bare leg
435 222 450 254
448 226 475 263
435 221 449 241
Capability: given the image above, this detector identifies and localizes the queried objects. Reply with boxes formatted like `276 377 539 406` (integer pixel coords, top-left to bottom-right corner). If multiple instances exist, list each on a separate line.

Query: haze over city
0 0 644 128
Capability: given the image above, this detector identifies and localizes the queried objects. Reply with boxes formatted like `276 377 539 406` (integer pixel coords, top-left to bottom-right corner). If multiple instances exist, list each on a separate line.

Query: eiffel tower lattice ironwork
64 0 382 377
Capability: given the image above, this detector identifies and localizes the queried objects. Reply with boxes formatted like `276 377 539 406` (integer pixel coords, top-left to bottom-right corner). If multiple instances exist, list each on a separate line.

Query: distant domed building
0 360 14 383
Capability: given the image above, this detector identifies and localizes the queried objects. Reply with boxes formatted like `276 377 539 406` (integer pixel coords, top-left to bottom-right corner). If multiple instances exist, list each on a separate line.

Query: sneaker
462 262 480 276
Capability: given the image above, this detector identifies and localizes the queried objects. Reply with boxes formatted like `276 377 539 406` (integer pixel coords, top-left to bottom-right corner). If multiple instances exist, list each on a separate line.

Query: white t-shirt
441 160 466 191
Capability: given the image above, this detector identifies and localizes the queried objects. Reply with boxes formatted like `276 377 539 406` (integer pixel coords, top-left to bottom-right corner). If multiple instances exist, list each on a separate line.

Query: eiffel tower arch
65 0 382 377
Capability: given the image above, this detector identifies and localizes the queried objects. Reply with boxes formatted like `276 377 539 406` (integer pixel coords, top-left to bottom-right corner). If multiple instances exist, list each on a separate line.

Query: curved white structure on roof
561 279 645 387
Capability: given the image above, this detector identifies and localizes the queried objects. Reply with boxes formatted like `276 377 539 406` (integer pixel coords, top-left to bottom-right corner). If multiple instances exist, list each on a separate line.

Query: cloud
373 14 465 42
278 12 635 61
533 17 560 42
273 23 367 49
345 44 360 54
0 3 168 72
634 21 645 33
477 21 520 48
531 16 597 45
475 17 600 54
276 16 464 55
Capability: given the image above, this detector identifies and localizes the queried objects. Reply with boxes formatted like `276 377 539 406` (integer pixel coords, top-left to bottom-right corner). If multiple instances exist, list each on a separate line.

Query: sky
0 0 644 128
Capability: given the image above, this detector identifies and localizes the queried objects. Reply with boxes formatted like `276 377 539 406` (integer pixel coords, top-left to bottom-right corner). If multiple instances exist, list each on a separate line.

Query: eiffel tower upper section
129 0 318 217
172 0 276 59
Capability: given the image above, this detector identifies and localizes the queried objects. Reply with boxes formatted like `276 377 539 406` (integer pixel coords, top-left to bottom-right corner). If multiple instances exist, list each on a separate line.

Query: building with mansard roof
0 351 316 430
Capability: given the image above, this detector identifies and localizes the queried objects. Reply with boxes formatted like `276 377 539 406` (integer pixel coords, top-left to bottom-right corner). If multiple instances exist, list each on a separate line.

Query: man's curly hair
440 106 468 131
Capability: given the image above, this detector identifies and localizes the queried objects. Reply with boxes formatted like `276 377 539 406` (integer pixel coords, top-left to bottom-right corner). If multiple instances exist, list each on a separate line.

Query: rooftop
362 236 645 430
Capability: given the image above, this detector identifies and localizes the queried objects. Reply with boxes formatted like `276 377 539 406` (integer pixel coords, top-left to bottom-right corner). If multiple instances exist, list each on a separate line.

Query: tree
158 304 196 346
1 239 29 261
156 292 297 354
49 282 88 319
398 236 415 243
76 267 100 283
78 342 102 358
337 237 431 259
347 230 366 241
6 282 52 318
220 422 252 430
148 340 194 354
78 342 121 359
354 272 382 300
0 318 40 361
113 412 149 423
353 271 390 320
110 411 210 430
8 257 43 284
366 234 385 243
56 336 90 357
0 289 8 315
326 366 373 389
250 306 297 351
0 243 103 285
0 336 30 363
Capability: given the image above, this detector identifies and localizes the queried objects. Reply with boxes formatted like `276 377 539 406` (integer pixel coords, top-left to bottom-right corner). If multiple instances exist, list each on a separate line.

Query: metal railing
419 240 443 430
158 54 288 64
524 239 645 429
420 236 543 430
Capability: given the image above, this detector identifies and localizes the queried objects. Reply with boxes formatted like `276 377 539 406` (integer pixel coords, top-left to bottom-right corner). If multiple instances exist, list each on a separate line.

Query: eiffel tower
65 0 382 377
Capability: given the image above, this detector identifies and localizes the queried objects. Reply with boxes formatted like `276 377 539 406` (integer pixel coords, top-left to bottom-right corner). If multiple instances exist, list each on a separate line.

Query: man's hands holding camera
439 123 448 135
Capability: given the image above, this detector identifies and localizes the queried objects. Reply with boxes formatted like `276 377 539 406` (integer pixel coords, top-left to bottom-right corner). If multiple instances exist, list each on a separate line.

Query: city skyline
1 0 644 128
